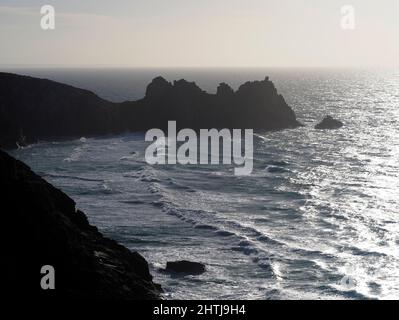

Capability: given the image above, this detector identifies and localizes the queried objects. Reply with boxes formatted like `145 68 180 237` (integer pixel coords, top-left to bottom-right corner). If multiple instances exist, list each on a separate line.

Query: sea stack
315 116 344 130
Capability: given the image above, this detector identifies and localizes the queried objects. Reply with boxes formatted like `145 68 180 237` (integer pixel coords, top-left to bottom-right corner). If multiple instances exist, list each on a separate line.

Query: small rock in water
165 260 206 275
315 116 343 129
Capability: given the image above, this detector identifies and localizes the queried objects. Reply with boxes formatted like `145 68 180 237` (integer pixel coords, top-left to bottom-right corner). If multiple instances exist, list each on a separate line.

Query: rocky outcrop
315 116 344 130
0 149 161 299
216 83 234 97
164 261 206 275
135 76 301 131
0 72 302 148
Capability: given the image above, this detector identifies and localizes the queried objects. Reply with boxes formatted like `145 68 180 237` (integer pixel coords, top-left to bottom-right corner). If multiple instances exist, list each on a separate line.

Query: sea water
8 67 399 299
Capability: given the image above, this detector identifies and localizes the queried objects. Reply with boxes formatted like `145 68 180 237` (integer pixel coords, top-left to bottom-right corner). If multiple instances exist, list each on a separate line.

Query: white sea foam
13 68 399 300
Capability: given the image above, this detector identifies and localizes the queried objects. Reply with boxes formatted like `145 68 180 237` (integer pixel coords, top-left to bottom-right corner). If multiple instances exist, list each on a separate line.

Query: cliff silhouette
0 72 301 148
0 149 161 299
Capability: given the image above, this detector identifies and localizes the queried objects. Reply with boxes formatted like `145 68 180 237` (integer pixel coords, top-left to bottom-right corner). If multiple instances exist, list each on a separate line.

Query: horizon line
1 64 398 70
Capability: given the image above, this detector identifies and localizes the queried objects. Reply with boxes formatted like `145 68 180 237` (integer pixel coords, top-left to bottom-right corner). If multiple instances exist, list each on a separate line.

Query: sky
0 0 398 67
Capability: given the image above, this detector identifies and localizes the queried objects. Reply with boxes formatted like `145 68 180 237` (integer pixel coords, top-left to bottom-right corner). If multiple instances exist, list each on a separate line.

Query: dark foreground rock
165 261 206 275
0 149 161 299
315 116 344 129
0 72 301 149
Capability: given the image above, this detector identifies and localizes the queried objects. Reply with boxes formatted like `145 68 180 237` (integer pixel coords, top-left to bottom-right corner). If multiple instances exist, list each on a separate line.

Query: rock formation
315 116 344 130
165 261 206 275
0 72 302 149
0 149 161 299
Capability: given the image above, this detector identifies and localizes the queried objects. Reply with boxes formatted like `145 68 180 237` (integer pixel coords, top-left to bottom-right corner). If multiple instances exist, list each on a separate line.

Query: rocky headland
0 149 161 299
0 72 301 148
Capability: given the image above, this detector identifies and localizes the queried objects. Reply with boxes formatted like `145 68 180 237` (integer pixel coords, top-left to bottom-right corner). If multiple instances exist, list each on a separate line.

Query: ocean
8 67 399 299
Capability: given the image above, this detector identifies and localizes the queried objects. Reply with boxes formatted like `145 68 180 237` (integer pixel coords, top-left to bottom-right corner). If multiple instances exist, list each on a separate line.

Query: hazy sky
1 0 398 67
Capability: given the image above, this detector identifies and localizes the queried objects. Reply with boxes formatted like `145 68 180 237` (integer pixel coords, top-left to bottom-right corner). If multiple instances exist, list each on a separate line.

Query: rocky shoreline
1 149 161 299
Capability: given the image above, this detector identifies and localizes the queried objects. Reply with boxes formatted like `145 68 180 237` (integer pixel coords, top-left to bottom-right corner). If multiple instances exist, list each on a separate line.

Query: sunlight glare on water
11 68 399 299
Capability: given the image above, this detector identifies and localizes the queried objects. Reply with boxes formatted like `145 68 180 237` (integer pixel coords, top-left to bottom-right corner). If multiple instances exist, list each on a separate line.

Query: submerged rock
315 116 344 129
165 261 206 275
0 149 161 299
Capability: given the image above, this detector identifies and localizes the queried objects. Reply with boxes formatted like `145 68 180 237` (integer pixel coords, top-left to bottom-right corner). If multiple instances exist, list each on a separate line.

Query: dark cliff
0 72 301 148
0 73 119 148
0 149 161 299
122 76 300 131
